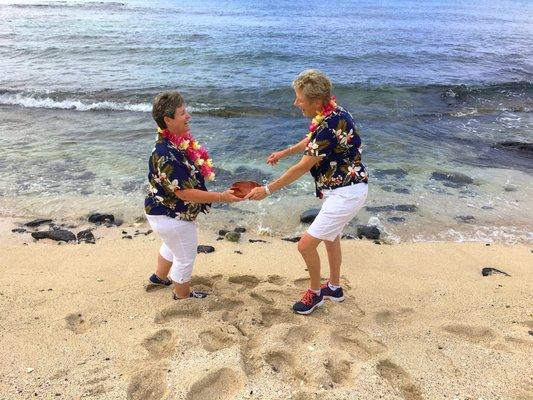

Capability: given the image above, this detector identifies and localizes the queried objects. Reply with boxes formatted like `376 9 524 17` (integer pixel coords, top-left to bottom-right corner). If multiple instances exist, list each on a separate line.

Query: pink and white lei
306 96 337 140
159 128 215 181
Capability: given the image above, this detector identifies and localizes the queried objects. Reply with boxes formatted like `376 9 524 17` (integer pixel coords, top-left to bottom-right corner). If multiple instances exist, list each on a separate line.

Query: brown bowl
230 180 261 198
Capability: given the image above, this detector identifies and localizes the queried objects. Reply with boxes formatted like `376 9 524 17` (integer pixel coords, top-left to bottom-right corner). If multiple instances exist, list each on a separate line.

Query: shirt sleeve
304 123 336 159
151 151 197 196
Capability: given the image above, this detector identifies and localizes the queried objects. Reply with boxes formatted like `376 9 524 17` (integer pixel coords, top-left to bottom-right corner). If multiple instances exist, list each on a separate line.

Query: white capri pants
145 214 198 284
307 183 368 242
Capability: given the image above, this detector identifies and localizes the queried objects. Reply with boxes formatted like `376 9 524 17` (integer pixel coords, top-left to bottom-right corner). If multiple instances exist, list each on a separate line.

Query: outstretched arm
246 154 319 200
175 188 242 203
267 137 309 165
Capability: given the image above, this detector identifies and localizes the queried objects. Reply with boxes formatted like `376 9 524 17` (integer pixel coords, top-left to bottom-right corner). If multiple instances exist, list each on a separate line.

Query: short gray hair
152 91 184 129
292 69 332 104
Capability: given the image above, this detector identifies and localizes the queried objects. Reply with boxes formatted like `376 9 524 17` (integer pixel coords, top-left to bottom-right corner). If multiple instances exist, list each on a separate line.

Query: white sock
328 282 340 290
309 288 321 295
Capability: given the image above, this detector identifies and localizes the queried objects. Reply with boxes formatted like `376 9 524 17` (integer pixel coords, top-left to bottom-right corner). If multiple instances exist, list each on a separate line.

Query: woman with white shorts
247 70 369 314
145 91 241 300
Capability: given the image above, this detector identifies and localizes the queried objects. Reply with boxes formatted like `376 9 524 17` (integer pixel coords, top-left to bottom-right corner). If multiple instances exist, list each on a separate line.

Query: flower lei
158 127 215 181
306 96 337 140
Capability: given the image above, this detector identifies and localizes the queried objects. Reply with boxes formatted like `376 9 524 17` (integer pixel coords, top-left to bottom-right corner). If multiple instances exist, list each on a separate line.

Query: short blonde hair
292 69 332 105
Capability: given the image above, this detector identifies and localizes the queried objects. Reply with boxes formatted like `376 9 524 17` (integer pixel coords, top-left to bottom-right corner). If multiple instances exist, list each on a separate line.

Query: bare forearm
174 188 221 203
268 164 309 193
283 138 309 157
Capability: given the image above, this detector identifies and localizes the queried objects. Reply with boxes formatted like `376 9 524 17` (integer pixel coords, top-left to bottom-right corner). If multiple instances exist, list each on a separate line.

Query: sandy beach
0 222 532 400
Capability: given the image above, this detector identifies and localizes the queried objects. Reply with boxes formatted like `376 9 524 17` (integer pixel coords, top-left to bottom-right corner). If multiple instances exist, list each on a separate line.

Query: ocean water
0 0 532 243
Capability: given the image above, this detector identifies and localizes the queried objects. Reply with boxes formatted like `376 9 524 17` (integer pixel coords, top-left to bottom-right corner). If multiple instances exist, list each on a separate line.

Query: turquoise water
0 0 532 242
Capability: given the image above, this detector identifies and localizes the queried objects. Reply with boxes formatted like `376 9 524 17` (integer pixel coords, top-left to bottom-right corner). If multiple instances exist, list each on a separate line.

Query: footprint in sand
127 368 167 400
284 325 315 345
267 275 286 285
375 307 415 326
207 297 244 313
240 335 262 376
263 349 305 383
142 329 177 359
199 327 237 352
65 312 95 334
331 325 387 360
228 274 261 289
186 368 242 400
259 305 296 327
442 323 499 348
154 302 202 324
376 359 424 400
190 274 222 289
324 353 354 385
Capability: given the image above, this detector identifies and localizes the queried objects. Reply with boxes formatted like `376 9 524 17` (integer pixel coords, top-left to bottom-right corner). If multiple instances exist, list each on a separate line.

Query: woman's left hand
245 186 268 201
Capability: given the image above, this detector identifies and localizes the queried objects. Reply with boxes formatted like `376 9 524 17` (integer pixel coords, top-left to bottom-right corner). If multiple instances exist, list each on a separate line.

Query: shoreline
0 232 531 399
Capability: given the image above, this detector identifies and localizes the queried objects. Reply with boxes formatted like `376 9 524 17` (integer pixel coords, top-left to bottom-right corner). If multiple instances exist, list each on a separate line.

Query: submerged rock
25 219 53 227
12 228 27 233
197 245 215 254
77 229 95 244
373 168 408 179
300 208 321 223
366 204 417 213
481 267 510 277
387 216 406 224
455 215 475 223
492 141 533 157
430 171 474 185
32 229 76 242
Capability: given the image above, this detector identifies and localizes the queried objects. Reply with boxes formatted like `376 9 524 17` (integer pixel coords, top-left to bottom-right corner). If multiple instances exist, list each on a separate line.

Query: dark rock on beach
282 236 301 243
88 213 115 224
234 227 246 233
300 208 321 223
197 245 215 254
218 229 229 236
25 218 53 227
430 171 474 185
32 229 76 242
77 229 95 244
341 234 356 240
122 235 133 239
11 228 27 233
356 225 381 240
481 267 511 277
225 231 241 242
249 239 268 243
366 204 417 213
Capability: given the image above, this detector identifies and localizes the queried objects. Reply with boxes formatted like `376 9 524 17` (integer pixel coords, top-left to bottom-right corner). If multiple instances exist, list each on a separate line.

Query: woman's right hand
219 189 242 203
267 150 284 165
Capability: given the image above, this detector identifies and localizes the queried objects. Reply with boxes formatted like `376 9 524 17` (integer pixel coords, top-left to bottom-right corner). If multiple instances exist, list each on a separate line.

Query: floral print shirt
304 106 368 198
144 133 210 221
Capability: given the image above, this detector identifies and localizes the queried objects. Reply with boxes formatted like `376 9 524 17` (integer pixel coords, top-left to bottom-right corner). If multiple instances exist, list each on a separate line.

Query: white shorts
307 183 368 242
145 214 198 284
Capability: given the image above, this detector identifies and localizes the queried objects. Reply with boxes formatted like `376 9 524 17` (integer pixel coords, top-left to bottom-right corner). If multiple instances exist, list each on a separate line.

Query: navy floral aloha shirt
304 106 368 198
144 132 210 221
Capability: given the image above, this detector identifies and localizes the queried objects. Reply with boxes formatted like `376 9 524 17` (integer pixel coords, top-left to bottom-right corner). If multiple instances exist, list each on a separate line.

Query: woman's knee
298 235 319 254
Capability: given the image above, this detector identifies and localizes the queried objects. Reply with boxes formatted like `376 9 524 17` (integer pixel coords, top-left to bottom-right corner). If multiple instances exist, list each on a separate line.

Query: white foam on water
0 93 217 113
